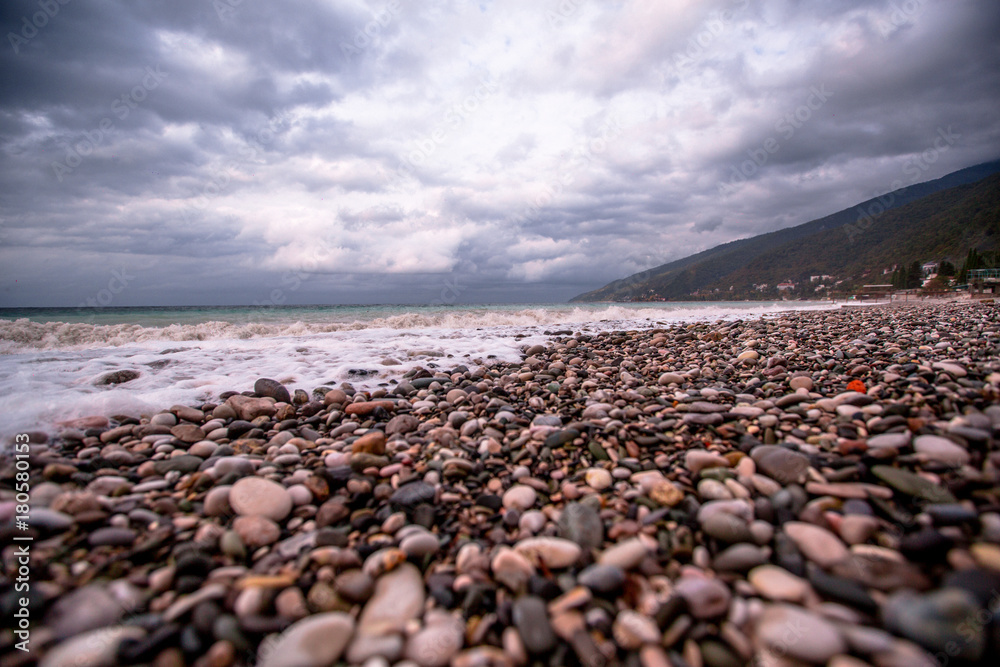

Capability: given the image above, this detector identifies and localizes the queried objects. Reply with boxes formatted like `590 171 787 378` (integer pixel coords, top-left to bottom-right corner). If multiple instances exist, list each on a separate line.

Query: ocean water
0 301 835 435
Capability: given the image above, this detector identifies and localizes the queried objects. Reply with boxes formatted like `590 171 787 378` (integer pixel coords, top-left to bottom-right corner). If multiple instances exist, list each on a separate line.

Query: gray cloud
1 0 999 307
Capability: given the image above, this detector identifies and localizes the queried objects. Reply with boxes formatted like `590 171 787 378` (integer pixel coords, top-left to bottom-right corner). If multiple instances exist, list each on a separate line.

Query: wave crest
0 303 829 351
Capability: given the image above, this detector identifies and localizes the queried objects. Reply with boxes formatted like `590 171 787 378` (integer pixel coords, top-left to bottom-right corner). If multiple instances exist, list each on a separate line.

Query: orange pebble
847 379 866 393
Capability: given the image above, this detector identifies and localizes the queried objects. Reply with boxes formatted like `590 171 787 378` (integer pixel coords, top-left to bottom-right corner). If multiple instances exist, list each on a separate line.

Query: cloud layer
2 0 999 306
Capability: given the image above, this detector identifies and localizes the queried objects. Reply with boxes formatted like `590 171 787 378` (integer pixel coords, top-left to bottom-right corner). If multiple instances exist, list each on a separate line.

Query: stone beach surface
2 302 1000 666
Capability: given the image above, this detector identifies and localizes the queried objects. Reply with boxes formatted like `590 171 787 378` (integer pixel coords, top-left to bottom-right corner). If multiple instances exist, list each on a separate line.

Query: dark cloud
1 0 999 307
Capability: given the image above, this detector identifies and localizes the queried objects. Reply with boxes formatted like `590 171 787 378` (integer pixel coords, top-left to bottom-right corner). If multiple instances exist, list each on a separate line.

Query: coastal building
776 282 795 291
921 261 939 277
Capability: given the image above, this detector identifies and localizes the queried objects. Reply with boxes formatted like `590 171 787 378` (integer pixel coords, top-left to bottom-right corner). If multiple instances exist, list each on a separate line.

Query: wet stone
872 465 957 503
783 522 849 568
912 434 970 465
229 477 293 521
756 604 846 664
89 527 136 547
391 481 436 508
558 501 604 550
577 564 626 594
883 588 985 661
503 484 537 511
751 445 810 485
254 378 291 403
673 577 731 619
356 563 425 636
513 596 557 654
256 612 354 667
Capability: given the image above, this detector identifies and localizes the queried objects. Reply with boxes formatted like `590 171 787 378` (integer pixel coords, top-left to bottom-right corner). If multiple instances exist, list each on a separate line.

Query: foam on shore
0 302 837 435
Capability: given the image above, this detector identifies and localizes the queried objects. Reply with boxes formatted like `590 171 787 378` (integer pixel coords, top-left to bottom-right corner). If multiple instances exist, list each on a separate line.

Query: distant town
621 249 1000 302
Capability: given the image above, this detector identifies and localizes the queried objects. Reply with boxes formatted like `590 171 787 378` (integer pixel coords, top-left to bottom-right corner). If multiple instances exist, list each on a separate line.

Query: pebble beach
3 301 1000 667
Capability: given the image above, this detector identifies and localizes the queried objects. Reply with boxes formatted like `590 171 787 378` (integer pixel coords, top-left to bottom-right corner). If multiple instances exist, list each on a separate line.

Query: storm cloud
2 0 999 306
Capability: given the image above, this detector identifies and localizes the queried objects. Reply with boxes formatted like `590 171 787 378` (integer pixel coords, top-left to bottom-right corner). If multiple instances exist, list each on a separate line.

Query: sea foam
0 302 836 436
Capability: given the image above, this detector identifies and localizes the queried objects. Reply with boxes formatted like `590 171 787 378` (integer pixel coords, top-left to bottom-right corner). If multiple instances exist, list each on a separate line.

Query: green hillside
570 160 1000 302
709 172 1000 299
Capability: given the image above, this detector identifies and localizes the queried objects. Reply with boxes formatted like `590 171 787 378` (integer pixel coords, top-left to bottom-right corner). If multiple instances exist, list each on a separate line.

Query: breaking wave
0 303 834 352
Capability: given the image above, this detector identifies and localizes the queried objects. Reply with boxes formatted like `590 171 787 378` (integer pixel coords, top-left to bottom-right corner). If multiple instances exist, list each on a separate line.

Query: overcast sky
1 0 998 307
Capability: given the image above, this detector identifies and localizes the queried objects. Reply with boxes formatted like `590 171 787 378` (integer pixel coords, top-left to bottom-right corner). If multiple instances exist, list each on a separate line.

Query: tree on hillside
958 248 983 284
906 261 922 288
939 260 956 276
890 265 906 288
923 275 949 292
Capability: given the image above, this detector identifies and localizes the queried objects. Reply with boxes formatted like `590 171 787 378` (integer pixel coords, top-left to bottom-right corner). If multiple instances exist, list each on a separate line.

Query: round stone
492 547 536 592
913 435 970 465
578 564 626 594
598 537 649 570
512 596 557 654
204 486 232 517
783 522 849 568
558 502 604 550
40 626 146 667
357 563 425 636
673 577 731 619
390 481 437 508
751 445 810 485
404 610 464 667
351 431 386 455
697 478 732 500
757 604 846 663
748 565 810 602
612 610 660 650
659 372 684 385
584 468 613 491
233 515 281 548
503 485 537 511
229 477 293 521
867 432 910 449
254 378 291 403
514 537 582 569
789 376 814 391
882 588 985 660
88 527 136 547
649 480 685 506
400 531 440 558
334 570 375 604
712 544 770 572
257 612 354 667
701 513 753 543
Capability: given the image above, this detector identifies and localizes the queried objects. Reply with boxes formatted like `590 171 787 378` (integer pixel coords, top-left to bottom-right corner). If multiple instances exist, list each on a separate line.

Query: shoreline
0 301 838 436
2 301 999 666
